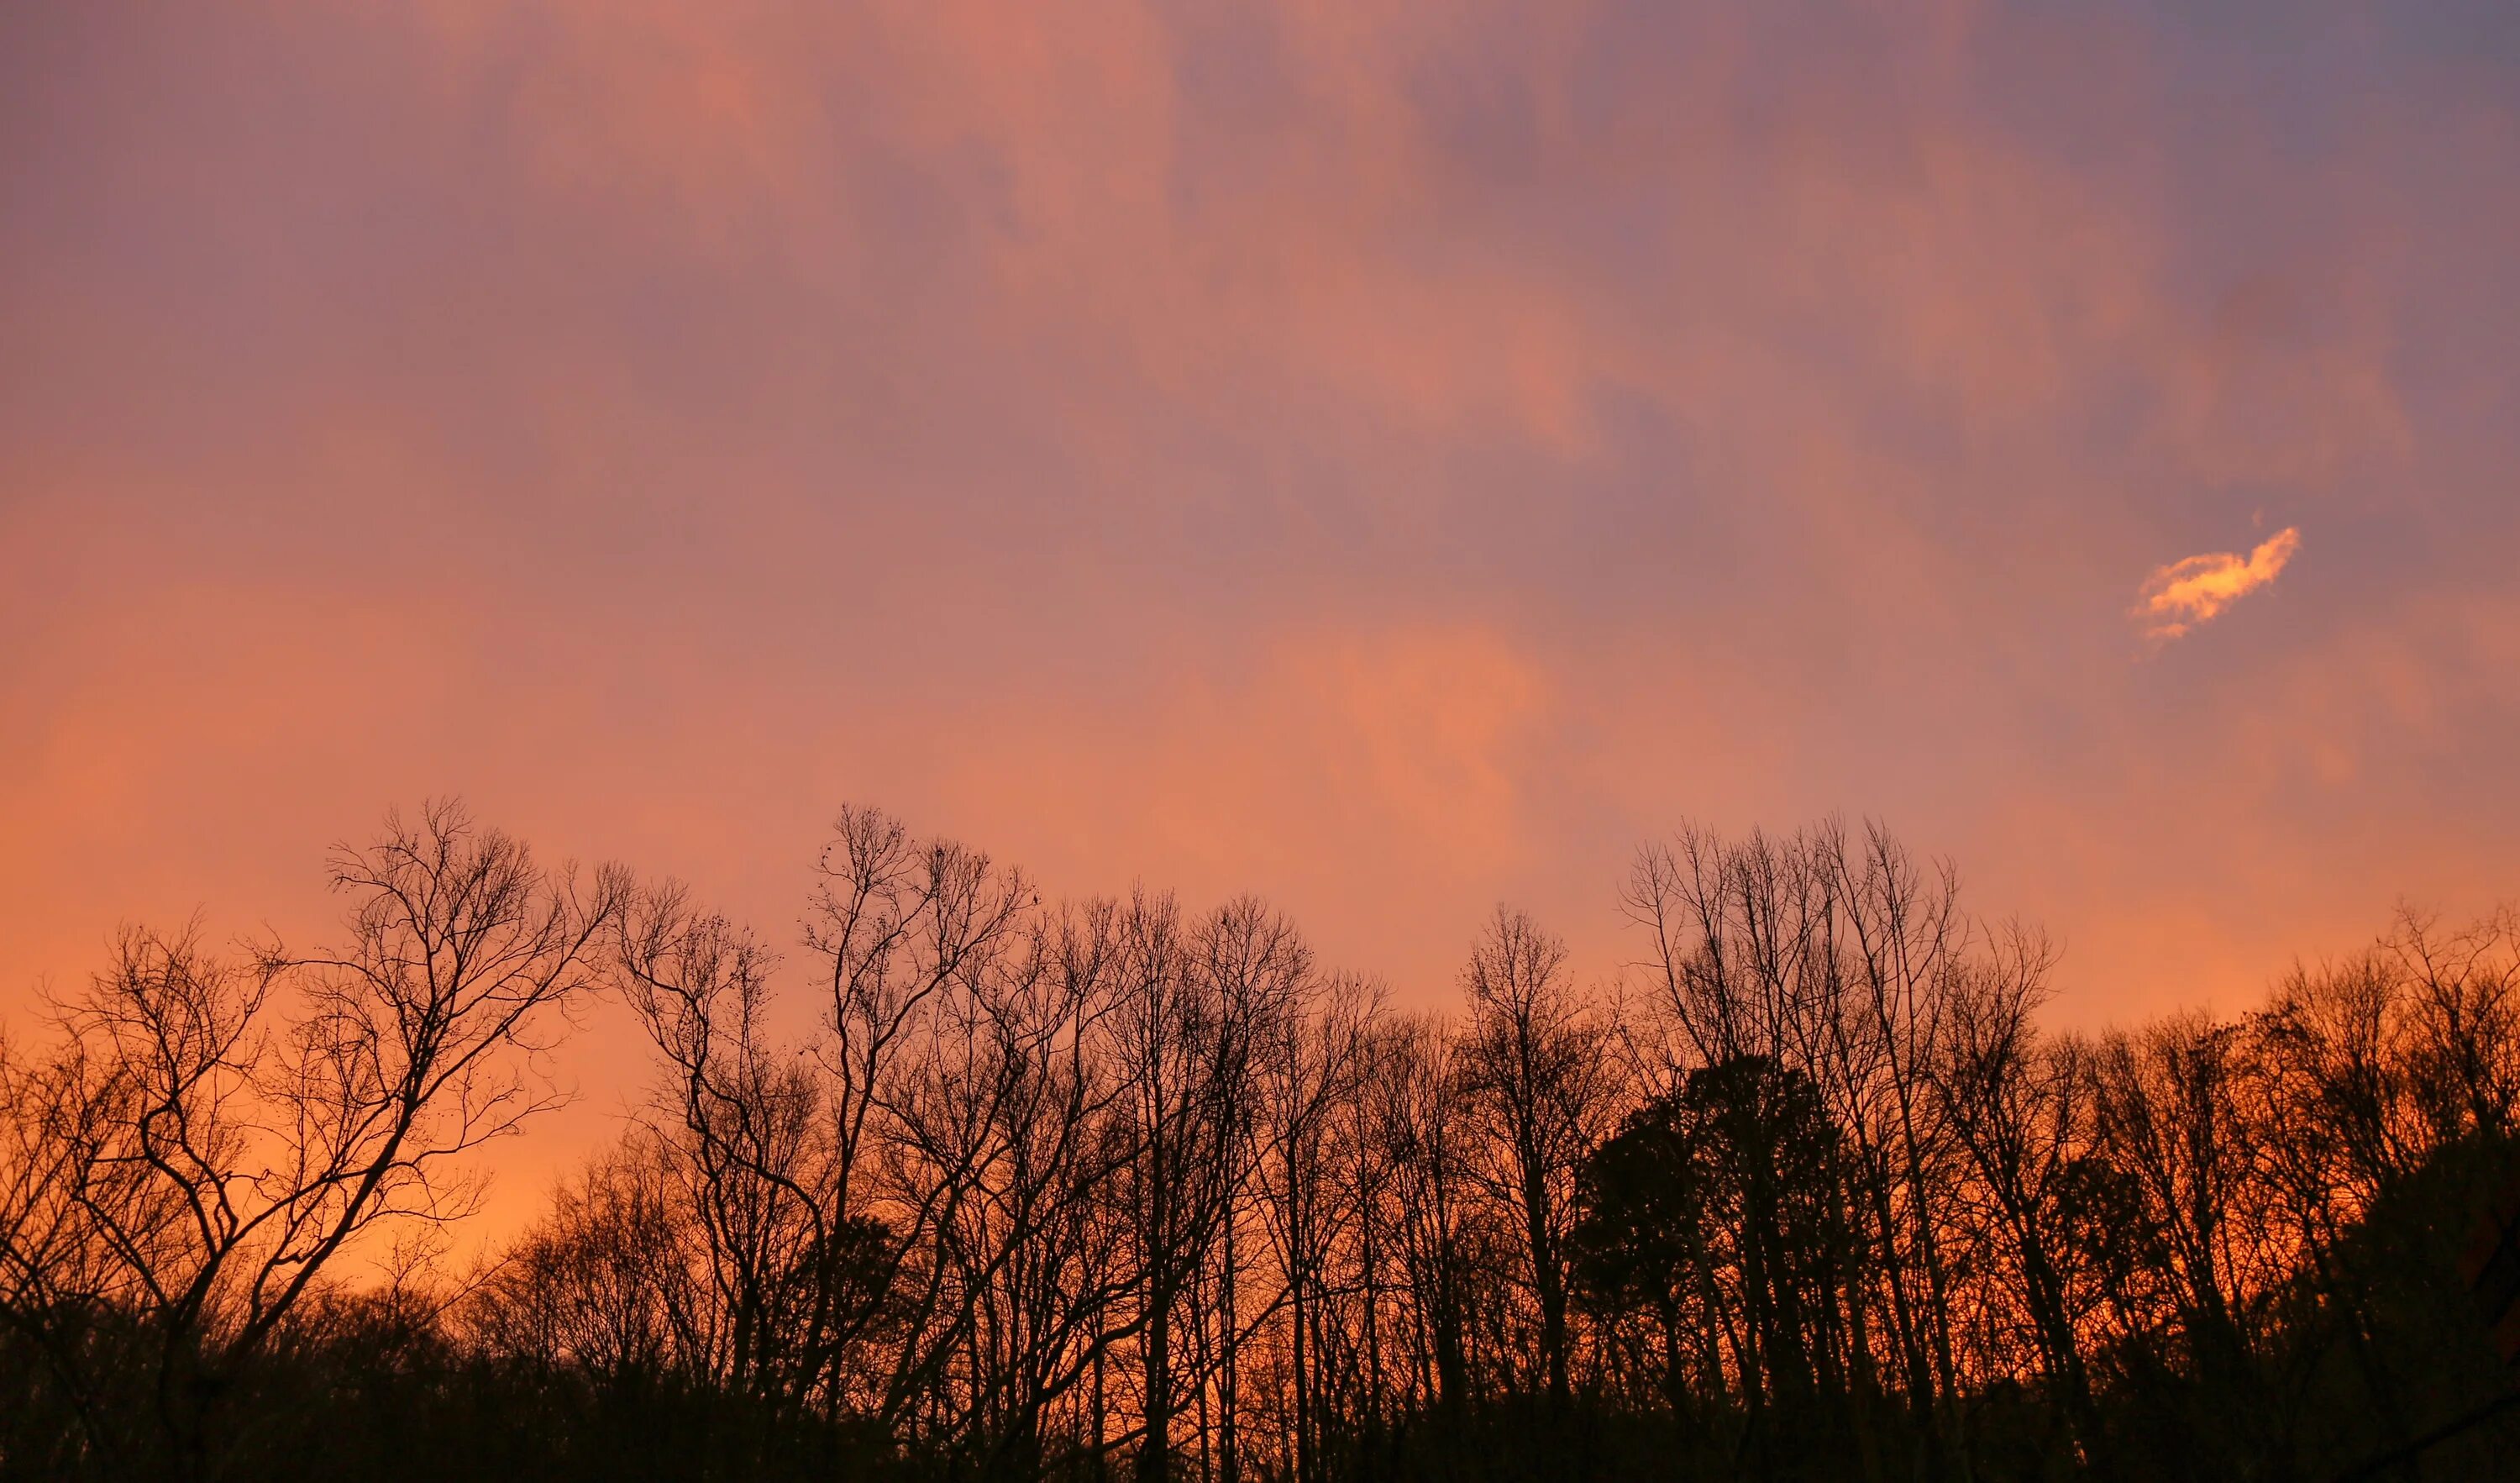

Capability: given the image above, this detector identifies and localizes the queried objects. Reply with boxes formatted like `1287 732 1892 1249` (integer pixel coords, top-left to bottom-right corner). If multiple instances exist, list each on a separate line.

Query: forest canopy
3 801 2516 1482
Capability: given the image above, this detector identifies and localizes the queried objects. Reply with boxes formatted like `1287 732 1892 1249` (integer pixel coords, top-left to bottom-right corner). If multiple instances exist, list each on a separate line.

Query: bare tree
0 801 623 1479
1457 907 1617 1417
1107 893 1269 1482
2085 1010 2271 1467
2389 906 2520 1144
617 886 836 1423
464 1135 703 1387
1251 959 1377 1483
1929 923 2102 1457
1365 1014 1481 1428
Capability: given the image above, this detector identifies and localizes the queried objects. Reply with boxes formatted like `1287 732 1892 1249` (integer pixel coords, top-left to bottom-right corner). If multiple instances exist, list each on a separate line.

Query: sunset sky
5 3 2517 1191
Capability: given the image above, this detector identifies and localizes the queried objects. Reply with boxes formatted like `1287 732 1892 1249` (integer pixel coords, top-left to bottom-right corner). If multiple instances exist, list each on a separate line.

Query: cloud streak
2136 529 2302 641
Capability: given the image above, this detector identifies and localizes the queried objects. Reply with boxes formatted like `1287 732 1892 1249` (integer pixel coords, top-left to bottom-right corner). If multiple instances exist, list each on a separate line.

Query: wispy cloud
2136 528 2302 641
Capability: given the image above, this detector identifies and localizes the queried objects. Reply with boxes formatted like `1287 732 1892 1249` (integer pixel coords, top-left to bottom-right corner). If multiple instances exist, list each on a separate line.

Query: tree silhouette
4 804 2517 1482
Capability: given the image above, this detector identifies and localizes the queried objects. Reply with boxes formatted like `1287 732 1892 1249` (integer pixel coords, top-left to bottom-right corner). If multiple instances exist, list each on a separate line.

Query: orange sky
4 1 2518 1213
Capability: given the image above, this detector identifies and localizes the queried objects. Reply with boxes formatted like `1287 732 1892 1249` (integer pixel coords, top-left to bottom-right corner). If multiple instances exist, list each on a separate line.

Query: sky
4 2 2517 1198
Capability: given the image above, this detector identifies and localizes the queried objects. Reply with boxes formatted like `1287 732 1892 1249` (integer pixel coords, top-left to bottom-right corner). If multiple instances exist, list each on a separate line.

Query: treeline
3 802 2517 1482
